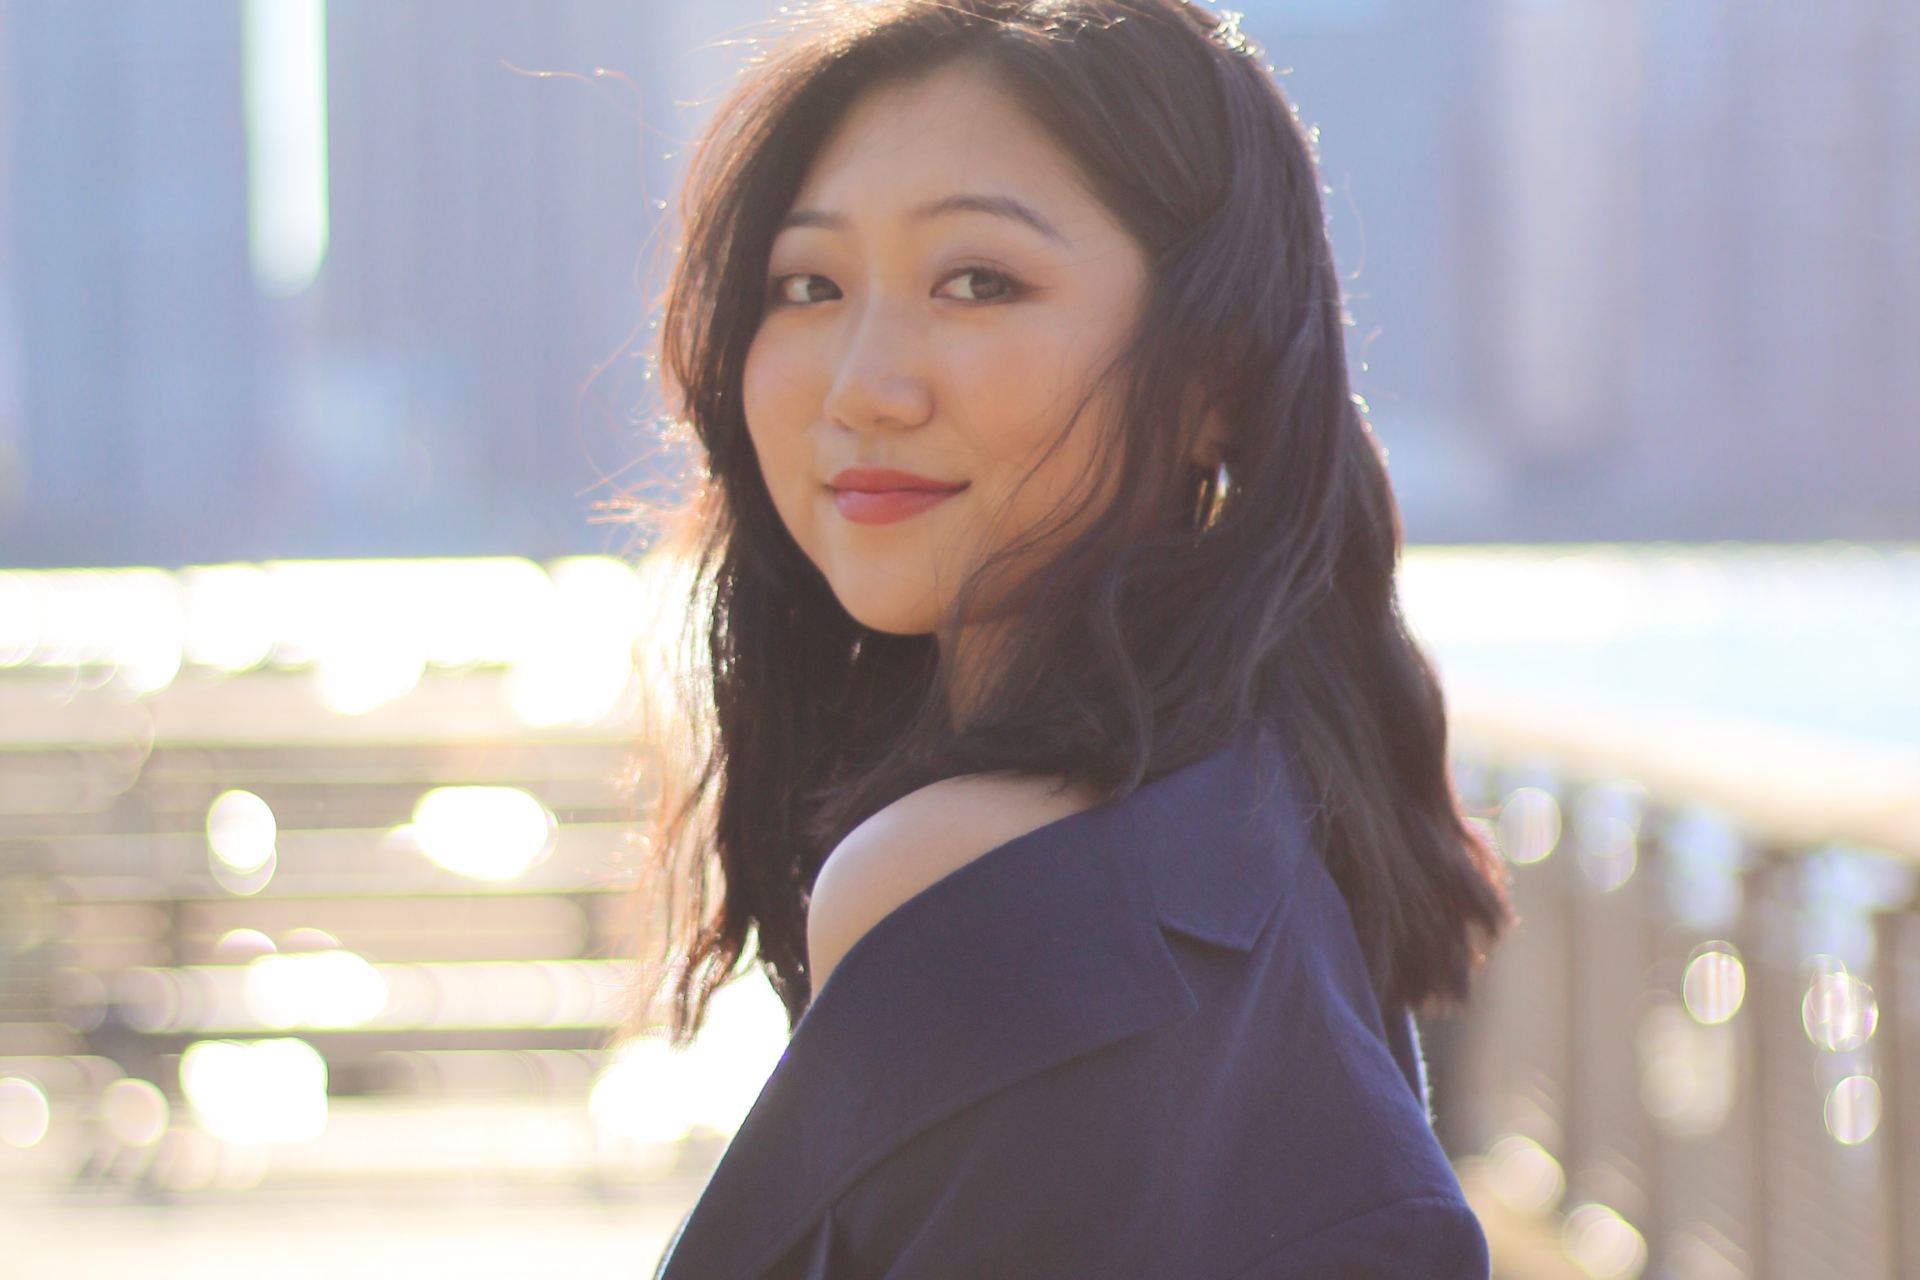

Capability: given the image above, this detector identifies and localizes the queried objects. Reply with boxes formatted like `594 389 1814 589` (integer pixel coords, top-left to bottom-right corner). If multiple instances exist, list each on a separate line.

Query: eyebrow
775 192 1071 246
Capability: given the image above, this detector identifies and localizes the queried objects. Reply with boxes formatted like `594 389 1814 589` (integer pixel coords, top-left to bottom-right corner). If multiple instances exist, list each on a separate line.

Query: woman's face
742 59 1151 643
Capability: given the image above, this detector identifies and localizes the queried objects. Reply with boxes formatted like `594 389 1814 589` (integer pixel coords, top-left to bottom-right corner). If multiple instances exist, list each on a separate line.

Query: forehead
789 61 1102 232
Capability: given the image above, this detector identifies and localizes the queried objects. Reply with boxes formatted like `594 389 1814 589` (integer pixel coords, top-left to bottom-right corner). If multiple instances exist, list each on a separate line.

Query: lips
828 466 965 493
826 467 968 526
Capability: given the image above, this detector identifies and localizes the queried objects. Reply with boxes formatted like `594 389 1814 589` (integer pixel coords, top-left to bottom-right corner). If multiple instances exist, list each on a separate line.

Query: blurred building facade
0 0 735 567
1462 0 1920 541
0 0 1913 568
0 6 264 566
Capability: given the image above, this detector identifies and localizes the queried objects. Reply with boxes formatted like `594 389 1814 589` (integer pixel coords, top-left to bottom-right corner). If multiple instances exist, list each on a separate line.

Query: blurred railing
1 543 1914 1280
0 555 792 1213
1410 544 1920 1280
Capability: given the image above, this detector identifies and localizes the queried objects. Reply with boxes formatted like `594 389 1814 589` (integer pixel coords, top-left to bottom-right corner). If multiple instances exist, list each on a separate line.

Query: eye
764 266 1026 310
937 265 1022 304
767 273 841 308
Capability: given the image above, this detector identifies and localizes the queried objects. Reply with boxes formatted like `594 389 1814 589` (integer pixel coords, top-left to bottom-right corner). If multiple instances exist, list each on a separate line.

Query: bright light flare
245 948 388 1029
206 789 277 873
408 786 557 881
180 1037 328 1143
242 0 330 298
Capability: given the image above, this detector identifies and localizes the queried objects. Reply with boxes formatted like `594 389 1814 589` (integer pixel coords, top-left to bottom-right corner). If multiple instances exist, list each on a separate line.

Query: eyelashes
764 265 1025 309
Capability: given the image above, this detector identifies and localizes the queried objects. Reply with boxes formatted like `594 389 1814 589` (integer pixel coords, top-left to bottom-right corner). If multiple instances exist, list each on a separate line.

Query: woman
625 1 1515 1275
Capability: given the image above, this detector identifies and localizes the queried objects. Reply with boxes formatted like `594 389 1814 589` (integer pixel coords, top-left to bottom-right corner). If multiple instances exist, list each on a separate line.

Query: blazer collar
662 722 1302 1279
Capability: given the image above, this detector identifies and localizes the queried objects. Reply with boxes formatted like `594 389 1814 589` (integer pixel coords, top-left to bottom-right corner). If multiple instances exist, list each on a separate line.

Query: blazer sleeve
1222 1193 1493 1280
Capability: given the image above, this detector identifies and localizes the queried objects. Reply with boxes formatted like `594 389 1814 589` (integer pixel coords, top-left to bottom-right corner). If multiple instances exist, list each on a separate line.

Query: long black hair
614 0 1513 1047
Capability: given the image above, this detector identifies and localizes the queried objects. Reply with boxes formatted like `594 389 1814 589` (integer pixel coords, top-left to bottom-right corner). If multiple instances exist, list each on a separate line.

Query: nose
821 297 934 433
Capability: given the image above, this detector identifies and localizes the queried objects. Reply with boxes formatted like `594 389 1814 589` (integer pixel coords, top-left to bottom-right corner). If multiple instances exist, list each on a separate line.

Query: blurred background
0 1 1914 1277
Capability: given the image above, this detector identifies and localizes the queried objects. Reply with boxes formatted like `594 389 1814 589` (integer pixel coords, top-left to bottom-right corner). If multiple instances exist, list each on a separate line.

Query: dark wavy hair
613 0 1513 1049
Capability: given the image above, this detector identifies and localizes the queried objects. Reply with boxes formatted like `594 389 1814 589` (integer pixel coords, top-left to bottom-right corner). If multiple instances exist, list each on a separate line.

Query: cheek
948 328 1112 524
741 340 818 532
942 335 1071 495
740 336 784 451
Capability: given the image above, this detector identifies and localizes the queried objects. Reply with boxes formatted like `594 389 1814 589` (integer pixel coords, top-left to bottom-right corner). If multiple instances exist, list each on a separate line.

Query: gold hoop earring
1192 458 1231 533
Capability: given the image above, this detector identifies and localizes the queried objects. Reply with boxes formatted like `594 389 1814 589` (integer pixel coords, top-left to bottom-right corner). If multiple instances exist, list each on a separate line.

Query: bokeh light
99 1077 171 1148
1561 1202 1647 1280
206 789 277 873
1495 785 1562 865
180 1037 328 1144
181 563 280 673
1636 996 1736 1139
1824 1074 1882 1146
407 786 557 881
0 1077 52 1148
1681 944 1746 1025
1802 968 1878 1053
1481 1133 1565 1214
245 947 389 1029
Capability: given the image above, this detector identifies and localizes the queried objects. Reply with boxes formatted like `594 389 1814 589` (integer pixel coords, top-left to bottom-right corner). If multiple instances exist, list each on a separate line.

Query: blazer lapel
660 723 1301 1279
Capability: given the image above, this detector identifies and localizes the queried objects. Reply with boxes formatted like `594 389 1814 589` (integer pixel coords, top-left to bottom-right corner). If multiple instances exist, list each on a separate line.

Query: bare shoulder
806 771 1104 995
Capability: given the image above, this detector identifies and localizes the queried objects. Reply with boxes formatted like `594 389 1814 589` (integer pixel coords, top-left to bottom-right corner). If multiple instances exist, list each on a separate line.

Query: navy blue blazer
655 721 1490 1278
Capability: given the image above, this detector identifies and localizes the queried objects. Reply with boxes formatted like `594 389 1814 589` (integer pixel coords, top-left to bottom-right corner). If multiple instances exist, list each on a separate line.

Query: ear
1187 401 1229 472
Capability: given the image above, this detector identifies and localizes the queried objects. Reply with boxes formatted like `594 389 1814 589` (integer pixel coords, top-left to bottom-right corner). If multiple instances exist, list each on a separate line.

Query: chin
832 588 940 638
843 606 939 638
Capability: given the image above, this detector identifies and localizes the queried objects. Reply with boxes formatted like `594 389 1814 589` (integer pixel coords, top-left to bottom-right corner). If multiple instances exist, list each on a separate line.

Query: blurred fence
1420 544 1919 1280
0 555 791 1248
1 543 1915 1279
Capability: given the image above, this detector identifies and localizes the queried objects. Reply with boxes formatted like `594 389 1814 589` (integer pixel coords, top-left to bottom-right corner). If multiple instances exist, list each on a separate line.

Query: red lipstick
827 467 967 526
